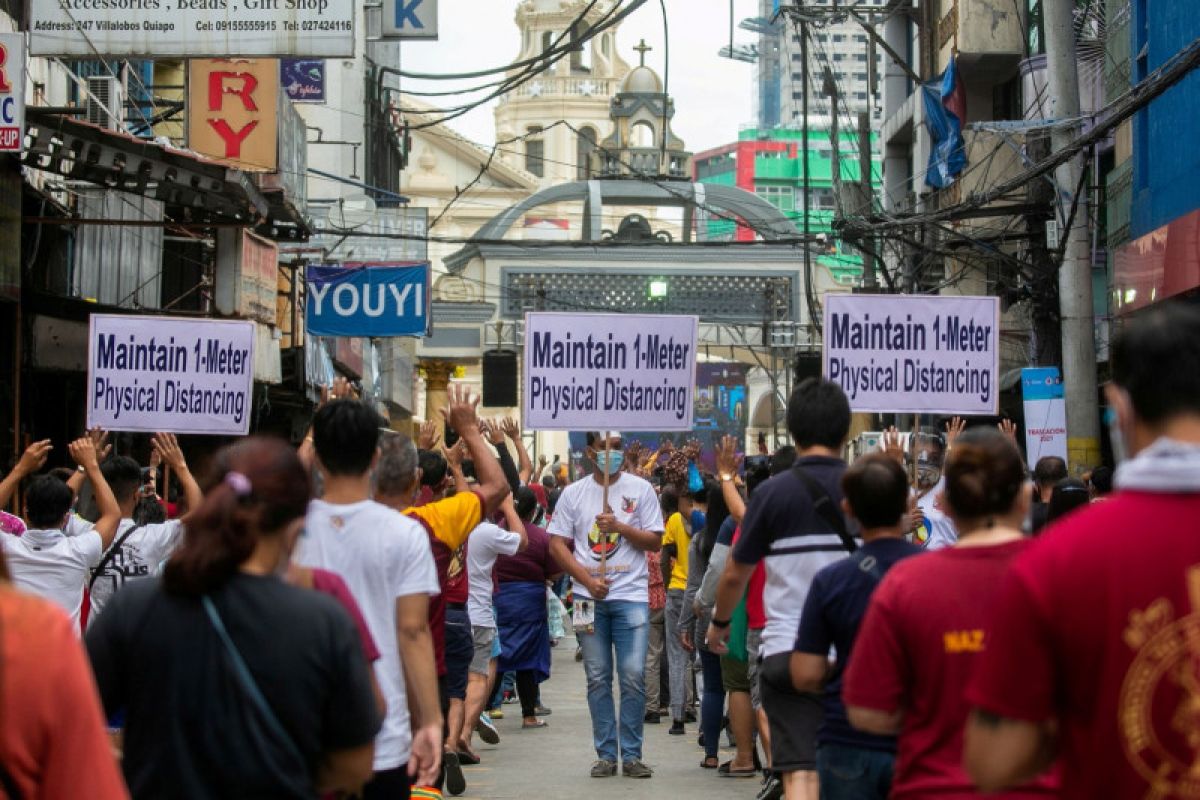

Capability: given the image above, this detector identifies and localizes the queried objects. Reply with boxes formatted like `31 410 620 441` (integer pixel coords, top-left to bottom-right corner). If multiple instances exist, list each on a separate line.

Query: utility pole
856 110 878 289
1046 0 1100 471
801 21 814 329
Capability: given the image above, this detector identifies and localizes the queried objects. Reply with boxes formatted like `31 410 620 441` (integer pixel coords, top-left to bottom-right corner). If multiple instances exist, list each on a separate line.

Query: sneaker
443 752 466 797
575 646 584 662
475 713 500 745
502 693 518 705
756 774 783 800
591 759 618 778
669 721 685 736
622 759 653 779
684 708 697 723
534 705 552 716
488 706 504 720
644 711 660 724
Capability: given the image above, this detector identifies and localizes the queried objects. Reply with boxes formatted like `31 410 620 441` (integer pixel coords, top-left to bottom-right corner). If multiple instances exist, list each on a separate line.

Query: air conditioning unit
85 75 125 131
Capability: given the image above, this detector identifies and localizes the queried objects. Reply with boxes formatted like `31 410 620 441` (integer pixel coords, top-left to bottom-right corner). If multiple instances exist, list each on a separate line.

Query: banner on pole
87 314 255 435
823 293 1001 415
1021 366 1067 464
305 262 430 337
524 312 698 432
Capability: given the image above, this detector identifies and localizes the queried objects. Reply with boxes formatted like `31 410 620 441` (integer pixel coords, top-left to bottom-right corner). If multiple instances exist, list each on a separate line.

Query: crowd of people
1 301 1199 800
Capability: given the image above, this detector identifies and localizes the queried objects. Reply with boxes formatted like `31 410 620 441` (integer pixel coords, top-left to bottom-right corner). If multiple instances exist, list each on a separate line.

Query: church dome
621 65 663 94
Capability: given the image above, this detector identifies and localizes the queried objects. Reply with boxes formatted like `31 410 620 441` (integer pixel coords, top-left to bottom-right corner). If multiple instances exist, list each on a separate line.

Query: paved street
456 635 763 799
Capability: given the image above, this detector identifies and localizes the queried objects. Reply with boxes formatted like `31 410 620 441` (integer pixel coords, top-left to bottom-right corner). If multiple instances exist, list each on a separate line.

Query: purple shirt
495 523 556 584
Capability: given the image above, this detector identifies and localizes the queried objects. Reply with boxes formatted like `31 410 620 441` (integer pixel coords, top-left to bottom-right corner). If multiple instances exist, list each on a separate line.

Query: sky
397 0 760 154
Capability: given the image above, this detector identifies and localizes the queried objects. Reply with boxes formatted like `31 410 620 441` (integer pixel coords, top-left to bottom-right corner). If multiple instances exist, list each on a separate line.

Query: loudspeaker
482 349 519 407
793 352 822 384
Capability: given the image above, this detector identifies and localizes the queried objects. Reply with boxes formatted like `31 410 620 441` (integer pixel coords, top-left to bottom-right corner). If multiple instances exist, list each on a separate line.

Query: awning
22 108 269 225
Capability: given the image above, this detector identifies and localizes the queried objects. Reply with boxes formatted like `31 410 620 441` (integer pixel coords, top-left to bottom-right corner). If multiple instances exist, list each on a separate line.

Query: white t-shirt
88 518 183 623
1 527 103 630
295 498 439 771
914 478 958 550
547 472 664 603
465 522 522 629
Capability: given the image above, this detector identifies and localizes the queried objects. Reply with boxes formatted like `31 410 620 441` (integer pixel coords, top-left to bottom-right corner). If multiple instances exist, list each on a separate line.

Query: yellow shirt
662 511 691 591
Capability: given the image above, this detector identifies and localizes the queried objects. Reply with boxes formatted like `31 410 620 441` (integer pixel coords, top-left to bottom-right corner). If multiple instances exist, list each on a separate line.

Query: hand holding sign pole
600 430 610 578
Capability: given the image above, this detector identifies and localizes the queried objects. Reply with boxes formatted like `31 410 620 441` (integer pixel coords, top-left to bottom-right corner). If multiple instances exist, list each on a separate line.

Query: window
601 33 610 56
631 120 656 148
525 126 545 177
576 126 597 180
855 91 868 101
832 34 845 43
833 53 845 61
569 21 591 72
855 52 867 62
756 185 795 211
807 188 836 210
855 72 868 81
542 31 555 53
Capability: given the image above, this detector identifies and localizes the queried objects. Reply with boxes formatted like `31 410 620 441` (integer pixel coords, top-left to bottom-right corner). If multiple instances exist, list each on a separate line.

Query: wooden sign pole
600 431 611 577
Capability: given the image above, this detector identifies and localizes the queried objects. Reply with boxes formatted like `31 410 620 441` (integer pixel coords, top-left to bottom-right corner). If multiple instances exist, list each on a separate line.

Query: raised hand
482 418 506 446
68 437 99 471
683 438 702 462
16 440 52 476
440 384 480 438
151 432 188 472
715 434 742 477
944 416 967 450
86 426 112 462
417 420 441 450
442 440 466 470
882 426 906 466
500 416 521 441
998 418 1018 442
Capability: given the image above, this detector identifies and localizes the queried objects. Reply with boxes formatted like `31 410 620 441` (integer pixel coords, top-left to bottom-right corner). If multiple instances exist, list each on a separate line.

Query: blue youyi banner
306 262 430 337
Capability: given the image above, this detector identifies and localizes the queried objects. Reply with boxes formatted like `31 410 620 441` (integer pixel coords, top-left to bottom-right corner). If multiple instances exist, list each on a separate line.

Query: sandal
718 761 758 778
522 720 549 729
700 756 720 769
456 750 481 766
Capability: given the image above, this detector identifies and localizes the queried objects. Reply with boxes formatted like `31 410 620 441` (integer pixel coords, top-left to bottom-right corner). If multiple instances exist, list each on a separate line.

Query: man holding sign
547 433 665 779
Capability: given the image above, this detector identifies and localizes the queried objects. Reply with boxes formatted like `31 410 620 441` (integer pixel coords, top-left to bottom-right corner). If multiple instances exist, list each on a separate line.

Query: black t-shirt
86 573 381 799
794 537 923 751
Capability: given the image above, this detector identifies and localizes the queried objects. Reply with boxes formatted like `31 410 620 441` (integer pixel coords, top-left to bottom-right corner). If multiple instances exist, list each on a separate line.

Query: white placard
1021 367 1068 464
87 314 256 435
0 34 24 152
823 293 1000 415
381 0 437 39
29 0 354 58
524 312 698 432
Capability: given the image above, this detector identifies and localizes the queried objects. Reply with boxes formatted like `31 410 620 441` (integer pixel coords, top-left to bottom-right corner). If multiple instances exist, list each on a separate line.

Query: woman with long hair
85 437 382 800
842 428 1059 798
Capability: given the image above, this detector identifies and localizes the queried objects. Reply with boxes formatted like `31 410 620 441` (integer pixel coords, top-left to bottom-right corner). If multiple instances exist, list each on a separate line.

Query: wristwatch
719 472 734 483
711 617 731 629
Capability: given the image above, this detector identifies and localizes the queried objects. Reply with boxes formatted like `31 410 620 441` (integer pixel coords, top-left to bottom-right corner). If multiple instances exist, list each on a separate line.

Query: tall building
750 0 887 129
693 124 879 286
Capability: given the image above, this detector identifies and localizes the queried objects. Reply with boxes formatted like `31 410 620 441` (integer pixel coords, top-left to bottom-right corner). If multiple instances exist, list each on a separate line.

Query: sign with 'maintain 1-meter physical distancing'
87 314 255 435
524 312 698 432
305 262 429 337
29 0 354 58
823 293 1000 415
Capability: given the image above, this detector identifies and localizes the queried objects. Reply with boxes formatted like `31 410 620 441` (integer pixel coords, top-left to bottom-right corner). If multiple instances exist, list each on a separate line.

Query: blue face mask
594 450 624 475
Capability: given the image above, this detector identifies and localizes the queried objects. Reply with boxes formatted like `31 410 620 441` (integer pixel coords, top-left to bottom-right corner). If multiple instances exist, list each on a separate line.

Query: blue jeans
816 743 894 800
698 650 725 759
578 600 650 763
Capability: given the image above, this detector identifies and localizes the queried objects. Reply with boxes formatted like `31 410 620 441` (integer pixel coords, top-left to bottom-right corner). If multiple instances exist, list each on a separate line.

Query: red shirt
967 490 1200 800
730 526 767 630
844 541 1058 799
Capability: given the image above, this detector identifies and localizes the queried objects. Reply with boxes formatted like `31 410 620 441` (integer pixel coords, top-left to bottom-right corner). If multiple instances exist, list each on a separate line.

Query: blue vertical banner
305 262 430 337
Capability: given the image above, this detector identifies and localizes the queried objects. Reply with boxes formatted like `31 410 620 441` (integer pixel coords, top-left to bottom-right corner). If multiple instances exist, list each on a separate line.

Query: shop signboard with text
305 262 430 337
524 312 699 431
823 293 1001 415
29 0 354 57
87 314 255 435
0 34 24 152
188 59 279 171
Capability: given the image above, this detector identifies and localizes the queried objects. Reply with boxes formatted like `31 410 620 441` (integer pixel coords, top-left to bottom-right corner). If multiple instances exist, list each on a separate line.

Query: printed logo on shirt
913 515 931 546
942 629 985 653
587 520 621 560
1120 567 1200 792
621 495 638 514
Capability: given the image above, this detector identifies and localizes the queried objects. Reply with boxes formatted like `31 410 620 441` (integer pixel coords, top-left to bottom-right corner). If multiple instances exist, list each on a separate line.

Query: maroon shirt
495 522 556 584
